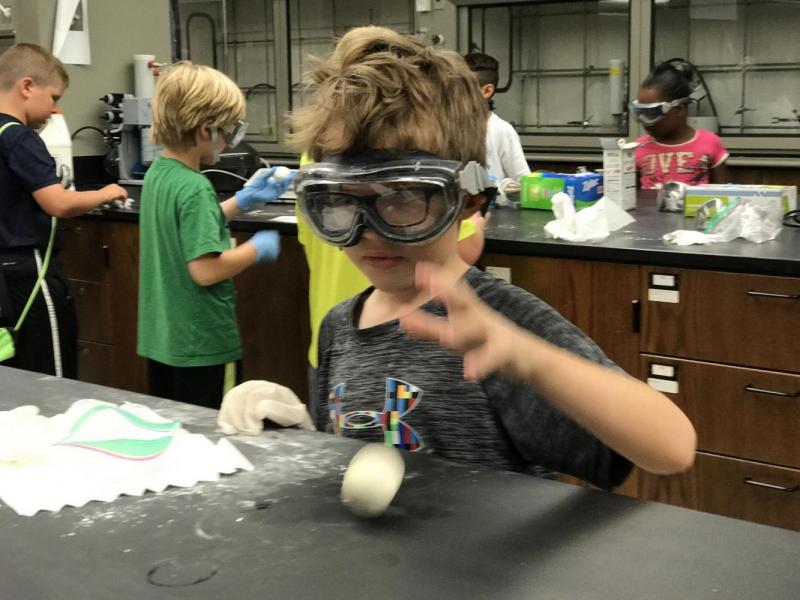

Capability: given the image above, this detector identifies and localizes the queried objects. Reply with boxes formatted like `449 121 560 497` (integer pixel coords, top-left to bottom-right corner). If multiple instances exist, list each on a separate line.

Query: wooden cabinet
641 268 800 373
637 453 799 531
641 355 799 468
76 340 116 387
637 267 800 530
59 218 311 404
482 254 799 529
59 219 147 393
481 255 641 374
232 231 310 401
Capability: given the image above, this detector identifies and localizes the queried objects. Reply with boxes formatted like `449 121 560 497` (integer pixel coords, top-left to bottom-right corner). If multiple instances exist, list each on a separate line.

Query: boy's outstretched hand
399 262 524 382
234 166 295 211
401 263 698 475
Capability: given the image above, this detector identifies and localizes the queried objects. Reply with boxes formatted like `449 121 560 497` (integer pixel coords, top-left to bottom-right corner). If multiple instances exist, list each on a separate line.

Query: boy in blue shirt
0 43 127 378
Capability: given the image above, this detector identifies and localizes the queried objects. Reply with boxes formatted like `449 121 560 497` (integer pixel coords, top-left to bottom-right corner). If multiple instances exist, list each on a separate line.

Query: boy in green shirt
137 62 293 408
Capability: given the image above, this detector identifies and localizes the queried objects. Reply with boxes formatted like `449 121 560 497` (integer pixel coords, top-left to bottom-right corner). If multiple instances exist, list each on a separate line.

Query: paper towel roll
134 54 156 98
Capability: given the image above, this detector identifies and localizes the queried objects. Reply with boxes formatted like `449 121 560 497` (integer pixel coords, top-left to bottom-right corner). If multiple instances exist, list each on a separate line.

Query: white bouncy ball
340 444 405 518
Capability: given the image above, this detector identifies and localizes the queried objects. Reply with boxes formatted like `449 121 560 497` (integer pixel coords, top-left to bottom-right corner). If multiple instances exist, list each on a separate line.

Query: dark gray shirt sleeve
315 309 336 430
471 269 632 489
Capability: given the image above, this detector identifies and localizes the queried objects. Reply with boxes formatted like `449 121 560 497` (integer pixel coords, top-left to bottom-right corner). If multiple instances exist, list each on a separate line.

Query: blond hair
0 43 69 91
151 61 245 151
288 26 488 164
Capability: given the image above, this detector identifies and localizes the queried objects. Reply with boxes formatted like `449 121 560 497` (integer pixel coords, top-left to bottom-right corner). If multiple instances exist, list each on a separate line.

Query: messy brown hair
0 43 69 91
288 26 488 164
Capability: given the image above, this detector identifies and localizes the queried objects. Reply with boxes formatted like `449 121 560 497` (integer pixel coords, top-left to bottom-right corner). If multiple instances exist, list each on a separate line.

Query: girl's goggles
629 99 688 126
295 153 496 247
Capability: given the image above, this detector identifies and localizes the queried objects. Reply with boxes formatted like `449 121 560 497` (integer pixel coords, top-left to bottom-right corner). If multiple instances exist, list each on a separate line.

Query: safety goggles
218 119 248 147
295 152 496 246
629 98 689 126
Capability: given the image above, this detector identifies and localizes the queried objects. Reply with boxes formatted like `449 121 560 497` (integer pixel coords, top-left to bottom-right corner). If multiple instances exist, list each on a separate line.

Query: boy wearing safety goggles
631 60 728 189
283 27 696 488
137 62 293 408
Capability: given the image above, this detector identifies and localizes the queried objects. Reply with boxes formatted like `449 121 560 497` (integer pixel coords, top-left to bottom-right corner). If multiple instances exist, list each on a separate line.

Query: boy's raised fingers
415 262 476 313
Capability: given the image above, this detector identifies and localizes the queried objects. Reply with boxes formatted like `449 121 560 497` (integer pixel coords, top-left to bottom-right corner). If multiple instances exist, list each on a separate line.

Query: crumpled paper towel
664 197 783 245
0 399 253 516
218 380 314 436
544 192 635 243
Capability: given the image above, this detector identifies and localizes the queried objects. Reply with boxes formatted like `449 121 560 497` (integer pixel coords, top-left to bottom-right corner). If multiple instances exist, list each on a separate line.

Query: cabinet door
58 220 109 283
641 268 800 372
105 222 147 394
76 340 115 387
234 233 310 401
71 281 112 345
638 452 800 531
642 355 800 468
481 255 640 374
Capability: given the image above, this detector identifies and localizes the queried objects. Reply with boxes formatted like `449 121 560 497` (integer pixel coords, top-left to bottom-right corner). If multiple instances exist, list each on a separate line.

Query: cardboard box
683 184 797 217
599 138 636 210
520 171 603 210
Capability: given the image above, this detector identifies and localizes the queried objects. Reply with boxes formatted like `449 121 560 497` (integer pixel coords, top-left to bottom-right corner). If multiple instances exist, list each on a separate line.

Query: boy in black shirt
0 43 127 377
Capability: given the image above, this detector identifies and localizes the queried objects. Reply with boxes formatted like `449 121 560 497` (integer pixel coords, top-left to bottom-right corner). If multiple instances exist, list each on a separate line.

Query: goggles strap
211 128 221 164
458 161 493 195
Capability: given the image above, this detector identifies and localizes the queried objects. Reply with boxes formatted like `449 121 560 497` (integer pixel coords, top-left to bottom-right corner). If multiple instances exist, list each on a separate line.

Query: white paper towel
0 400 254 517
53 0 91 65
544 192 635 243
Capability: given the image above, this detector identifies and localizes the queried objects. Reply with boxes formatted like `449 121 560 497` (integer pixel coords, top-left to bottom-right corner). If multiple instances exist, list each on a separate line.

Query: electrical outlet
485 266 512 283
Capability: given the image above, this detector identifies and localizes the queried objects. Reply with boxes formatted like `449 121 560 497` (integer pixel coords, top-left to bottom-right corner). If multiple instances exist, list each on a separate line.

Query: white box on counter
683 184 797 216
599 138 637 210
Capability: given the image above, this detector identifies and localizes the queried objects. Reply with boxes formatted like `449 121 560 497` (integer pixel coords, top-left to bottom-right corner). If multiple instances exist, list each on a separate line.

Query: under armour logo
329 378 423 451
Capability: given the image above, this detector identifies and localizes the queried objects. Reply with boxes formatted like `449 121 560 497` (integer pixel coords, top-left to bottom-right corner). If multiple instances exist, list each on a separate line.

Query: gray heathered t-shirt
317 267 632 490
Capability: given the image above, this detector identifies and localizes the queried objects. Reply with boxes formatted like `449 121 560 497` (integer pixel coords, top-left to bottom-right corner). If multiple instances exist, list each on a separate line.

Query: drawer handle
745 289 800 300
743 477 799 493
744 385 800 398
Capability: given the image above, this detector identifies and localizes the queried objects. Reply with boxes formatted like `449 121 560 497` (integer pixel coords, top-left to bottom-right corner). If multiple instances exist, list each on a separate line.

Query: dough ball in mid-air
340 444 405 518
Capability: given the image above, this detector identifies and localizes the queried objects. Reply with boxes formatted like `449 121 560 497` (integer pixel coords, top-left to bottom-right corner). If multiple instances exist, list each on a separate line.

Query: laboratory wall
176 0 424 147
486 7 629 136
655 3 800 136
14 0 172 157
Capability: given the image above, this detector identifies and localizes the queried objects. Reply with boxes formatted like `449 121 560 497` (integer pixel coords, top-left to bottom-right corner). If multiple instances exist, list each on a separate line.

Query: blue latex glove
234 167 296 212
250 230 280 262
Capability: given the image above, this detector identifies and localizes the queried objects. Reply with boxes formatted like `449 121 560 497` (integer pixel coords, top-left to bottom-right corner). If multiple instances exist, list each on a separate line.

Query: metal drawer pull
745 290 800 300
744 385 800 398
743 478 799 492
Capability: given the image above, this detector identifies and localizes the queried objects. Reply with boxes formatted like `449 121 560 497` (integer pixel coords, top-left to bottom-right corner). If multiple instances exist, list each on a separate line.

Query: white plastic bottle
37 111 75 190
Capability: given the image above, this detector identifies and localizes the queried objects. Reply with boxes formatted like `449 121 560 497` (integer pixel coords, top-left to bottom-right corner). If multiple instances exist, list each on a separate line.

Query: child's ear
19 77 35 98
198 122 213 141
460 193 486 219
